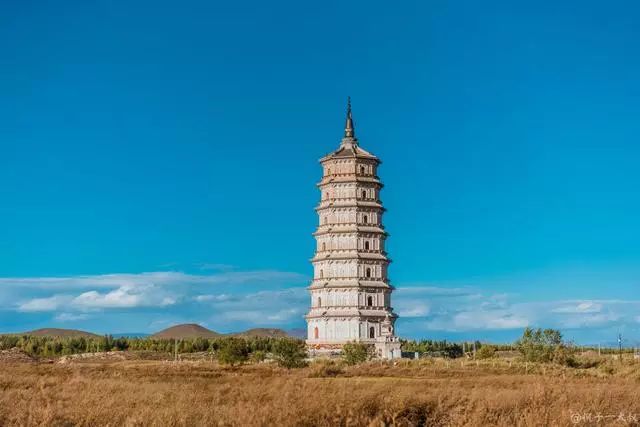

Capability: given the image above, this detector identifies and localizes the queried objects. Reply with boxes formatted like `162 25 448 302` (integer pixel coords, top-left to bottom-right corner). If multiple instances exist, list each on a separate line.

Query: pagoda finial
344 96 355 138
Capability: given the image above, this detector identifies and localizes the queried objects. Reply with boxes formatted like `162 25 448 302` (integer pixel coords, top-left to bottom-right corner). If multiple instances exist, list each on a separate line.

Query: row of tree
0 334 311 368
400 339 466 358
1 328 620 367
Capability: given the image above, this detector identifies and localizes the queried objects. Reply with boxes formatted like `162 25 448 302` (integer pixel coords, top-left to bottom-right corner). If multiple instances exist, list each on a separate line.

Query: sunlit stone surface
305 99 401 359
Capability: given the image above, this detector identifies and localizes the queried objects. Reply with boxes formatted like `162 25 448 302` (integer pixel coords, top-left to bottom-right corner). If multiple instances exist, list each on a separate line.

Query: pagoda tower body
306 99 400 358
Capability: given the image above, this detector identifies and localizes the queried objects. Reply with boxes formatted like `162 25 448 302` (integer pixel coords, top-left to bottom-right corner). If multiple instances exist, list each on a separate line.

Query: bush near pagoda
271 338 308 369
216 337 250 366
342 342 372 365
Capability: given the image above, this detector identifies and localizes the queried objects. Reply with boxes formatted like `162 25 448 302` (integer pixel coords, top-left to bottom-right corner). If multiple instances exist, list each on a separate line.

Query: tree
250 350 266 363
342 342 372 365
476 344 496 359
192 337 210 352
400 339 464 358
271 338 308 369
216 338 249 366
515 327 572 363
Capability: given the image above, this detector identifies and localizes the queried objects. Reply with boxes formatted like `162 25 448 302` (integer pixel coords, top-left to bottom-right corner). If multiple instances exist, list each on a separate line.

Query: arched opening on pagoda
314 327 319 339
369 326 375 339
364 241 370 250
367 296 373 306
365 268 371 278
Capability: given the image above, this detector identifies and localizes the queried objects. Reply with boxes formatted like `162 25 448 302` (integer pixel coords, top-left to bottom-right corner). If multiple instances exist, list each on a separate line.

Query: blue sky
1 0 639 345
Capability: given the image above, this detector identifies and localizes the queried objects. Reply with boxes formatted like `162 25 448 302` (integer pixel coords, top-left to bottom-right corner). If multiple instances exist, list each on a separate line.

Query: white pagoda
305 99 401 359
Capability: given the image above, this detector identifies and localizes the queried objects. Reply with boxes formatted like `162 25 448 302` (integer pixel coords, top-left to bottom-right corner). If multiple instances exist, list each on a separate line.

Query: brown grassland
1 355 639 427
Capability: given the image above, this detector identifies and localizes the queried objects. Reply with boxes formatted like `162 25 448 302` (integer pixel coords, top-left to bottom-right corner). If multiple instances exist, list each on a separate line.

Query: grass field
1 355 639 426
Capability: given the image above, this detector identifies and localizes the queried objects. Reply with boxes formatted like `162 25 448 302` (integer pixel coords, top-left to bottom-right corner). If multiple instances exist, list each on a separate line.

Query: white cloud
452 311 528 330
217 307 303 324
202 288 308 328
396 301 430 318
394 285 640 335
19 295 72 312
6 268 640 340
421 307 528 332
9 269 306 319
194 294 232 302
396 286 478 298
72 285 177 309
197 263 235 272
266 308 304 322
552 301 603 314
0 270 305 293
55 313 89 322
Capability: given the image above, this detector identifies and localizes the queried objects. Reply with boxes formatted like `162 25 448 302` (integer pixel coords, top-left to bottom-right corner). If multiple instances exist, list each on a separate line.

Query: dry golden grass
1 356 639 426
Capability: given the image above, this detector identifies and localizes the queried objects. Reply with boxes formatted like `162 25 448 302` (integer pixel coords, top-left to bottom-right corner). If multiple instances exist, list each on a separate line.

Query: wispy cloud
1 270 304 291
8 270 307 320
4 268 640 343
19 295 72 312
55 313 89 322
72 285 177 310
552 301 603 314
196 263 236 272
394 285 640 339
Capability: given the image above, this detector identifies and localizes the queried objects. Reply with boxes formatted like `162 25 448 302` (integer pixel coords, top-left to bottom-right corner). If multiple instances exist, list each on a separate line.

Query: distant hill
230 328 290 338
150 324 299 340
112 333 150 339
286 328 307 339
19 328 100 338
9 325 303 341
150 324 221 339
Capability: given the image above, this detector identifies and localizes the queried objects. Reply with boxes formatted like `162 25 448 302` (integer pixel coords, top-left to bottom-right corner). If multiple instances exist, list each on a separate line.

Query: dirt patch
0 348 36 363
57 351 128 364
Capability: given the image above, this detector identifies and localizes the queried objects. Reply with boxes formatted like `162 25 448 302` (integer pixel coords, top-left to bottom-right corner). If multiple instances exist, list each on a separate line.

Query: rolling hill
230 328 290 338
150 324 296 339
19 328 100 338
7 325 301 340
150 324 221 339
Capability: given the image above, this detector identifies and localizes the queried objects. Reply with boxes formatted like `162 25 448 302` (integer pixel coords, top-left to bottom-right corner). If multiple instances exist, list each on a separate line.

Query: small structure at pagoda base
305 98 401 359
375 313 401 359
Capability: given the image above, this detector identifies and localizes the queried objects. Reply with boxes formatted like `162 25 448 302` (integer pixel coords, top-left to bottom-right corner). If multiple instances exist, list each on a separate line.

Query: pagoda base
306 339 402 360
374 336 402 359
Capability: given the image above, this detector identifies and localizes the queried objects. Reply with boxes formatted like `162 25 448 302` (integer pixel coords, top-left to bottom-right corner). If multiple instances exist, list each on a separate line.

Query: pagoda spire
344 96 355 138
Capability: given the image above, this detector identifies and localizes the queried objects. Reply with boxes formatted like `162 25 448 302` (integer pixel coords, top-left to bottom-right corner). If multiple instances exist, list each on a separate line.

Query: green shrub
515 327 570 364
401 339 463 358
271 338 308 369
342 342 372 365
476 345 496 359
250 350 266 363
552 345 577 367
216 338 250 366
